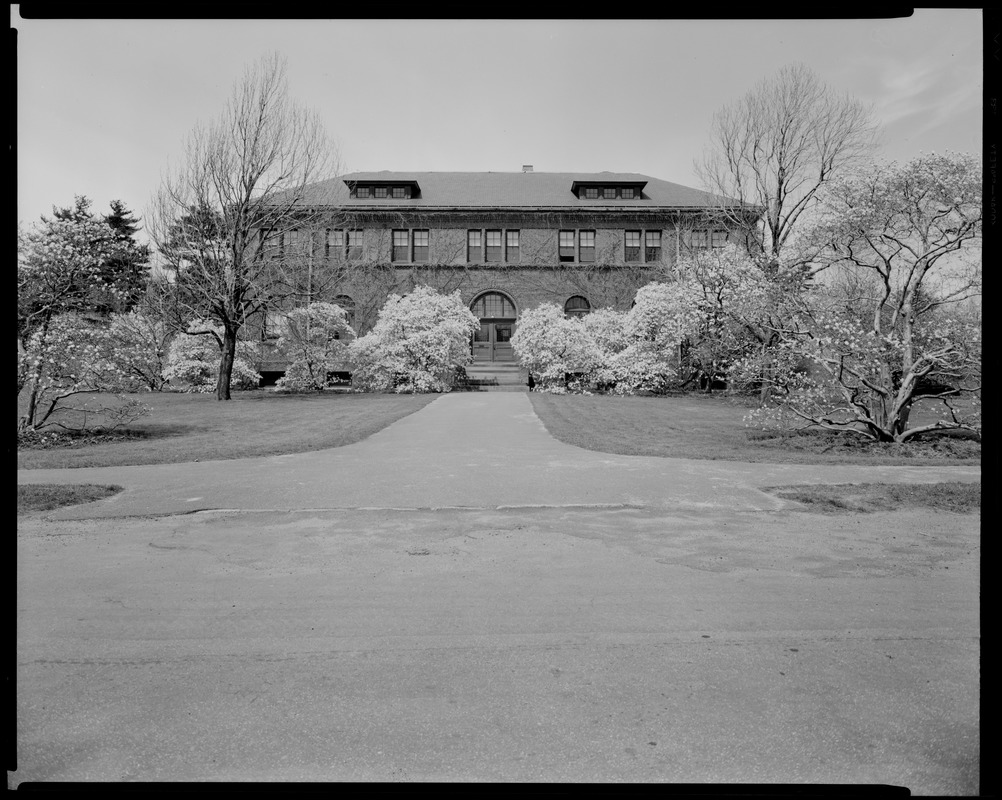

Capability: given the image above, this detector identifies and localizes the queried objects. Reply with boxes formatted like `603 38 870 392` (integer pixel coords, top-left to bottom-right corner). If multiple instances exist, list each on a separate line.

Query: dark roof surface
295 171 744 209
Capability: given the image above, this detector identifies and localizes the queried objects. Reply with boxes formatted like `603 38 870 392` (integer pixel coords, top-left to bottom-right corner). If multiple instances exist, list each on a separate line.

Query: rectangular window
506 230 520 263
391 187 407 198
413 229 429 262
486 230 502 263
467 230 482 262
260 229 281 259
392 230 409 262
374 187 388 198
329 230 344 259
263 309 283 340
346 230 362 260
559 230 576 262
621 187 635 199
645 230 662 262
355 186 370 198
603 187 617 199
584 187 599 199
625 230 641 262
579 230 596 263
711 230 727 248
690 230 708 249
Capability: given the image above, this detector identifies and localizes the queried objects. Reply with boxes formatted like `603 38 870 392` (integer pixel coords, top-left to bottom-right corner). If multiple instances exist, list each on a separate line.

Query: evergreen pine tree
102 199 152 312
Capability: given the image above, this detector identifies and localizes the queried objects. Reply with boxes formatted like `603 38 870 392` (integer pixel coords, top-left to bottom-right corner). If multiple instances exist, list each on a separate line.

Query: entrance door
492 321 514 362
470 292 517 363
472 320 516 362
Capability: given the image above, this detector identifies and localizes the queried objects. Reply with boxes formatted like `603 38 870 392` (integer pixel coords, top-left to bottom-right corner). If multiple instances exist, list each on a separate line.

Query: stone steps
459 364 527 392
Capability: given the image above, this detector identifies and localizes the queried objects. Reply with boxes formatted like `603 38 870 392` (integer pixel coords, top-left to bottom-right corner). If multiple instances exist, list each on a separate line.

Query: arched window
564 295 591 318
470 291 516 319
335 295 355 328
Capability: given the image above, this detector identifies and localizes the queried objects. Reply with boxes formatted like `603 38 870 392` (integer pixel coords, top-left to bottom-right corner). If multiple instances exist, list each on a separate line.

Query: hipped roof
291 171 747 210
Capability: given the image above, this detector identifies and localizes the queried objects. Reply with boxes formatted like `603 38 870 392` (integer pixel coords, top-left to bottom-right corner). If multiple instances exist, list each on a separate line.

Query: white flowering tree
274 302 355 392
512 282 703 394
18 314 150 432
677 243 813 396
18 215 142 431
349 286 479 393
746 152 982 442
608 281 705 394
19 217 125 339
510 303 601 391
164 320 262 393
581 308 631 389
102 310 175 392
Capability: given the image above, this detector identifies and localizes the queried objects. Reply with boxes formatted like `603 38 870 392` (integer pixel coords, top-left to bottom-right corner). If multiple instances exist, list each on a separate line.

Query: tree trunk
892 402 912 440
20 316 51 431
216 324 237 401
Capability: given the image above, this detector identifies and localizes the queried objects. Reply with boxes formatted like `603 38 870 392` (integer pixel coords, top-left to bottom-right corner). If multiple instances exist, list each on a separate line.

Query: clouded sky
15 11 983 235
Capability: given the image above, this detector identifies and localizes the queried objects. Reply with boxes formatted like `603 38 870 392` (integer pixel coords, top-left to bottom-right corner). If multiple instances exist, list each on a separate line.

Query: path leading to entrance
17 392 980 519
16 393 980 789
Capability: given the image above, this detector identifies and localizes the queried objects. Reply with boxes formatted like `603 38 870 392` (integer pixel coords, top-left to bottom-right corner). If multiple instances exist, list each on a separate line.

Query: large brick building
256 167 754 376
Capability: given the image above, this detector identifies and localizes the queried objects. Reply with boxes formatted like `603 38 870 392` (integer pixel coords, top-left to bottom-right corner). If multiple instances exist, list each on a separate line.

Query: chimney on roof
522 164 533 173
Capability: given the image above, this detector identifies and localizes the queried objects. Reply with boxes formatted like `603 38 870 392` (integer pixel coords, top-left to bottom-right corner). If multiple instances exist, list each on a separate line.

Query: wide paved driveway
15 393 980 790
16 393 981 518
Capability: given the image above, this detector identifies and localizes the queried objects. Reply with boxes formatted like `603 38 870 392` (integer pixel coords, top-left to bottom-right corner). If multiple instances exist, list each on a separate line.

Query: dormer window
349 180 420 199
571 180 646 200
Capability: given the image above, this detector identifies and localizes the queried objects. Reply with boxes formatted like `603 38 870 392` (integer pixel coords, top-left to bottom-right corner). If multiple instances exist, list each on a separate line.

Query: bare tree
695 63 878 266
147 52 344 400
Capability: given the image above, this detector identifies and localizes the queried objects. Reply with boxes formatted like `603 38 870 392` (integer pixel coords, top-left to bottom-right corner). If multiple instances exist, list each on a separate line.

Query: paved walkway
17 393 980 519
16 392 981 789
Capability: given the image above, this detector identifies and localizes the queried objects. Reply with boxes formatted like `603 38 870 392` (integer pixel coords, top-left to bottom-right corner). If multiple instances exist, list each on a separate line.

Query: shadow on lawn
17 423 198 450
747 428 980 459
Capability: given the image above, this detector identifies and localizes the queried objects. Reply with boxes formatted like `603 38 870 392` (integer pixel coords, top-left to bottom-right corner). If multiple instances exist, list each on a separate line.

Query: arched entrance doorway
470 291 517 363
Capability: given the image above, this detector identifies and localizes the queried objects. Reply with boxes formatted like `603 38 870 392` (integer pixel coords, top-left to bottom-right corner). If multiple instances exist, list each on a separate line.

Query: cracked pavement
15 393 980 789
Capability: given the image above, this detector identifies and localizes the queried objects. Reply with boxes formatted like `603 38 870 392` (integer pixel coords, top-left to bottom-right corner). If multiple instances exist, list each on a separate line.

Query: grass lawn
766 482 980 514
528 393 980 466
17 390 438 469
17 484 123 514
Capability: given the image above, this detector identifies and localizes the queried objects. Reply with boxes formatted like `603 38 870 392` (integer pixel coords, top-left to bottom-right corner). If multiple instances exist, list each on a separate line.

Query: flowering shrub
348 286 479 393
674 243 812 395
18 313 150 432
510 303 600 390
274 303 355 392
511 281 703 394
164 320 261 392
102 310 174 392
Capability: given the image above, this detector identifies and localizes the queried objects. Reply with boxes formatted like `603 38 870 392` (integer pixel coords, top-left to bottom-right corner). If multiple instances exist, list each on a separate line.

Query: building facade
255 168 754 375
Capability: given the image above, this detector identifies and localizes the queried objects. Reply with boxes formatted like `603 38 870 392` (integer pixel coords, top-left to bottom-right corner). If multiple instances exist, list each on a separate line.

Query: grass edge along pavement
765 482 980 514
18 481 980 517
17 390 439 470
527 392 980 467
17 484 124 515
17 389 980 470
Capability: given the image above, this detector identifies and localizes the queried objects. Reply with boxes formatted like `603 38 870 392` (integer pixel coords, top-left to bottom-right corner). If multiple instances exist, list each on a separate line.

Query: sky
14 12 984 239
